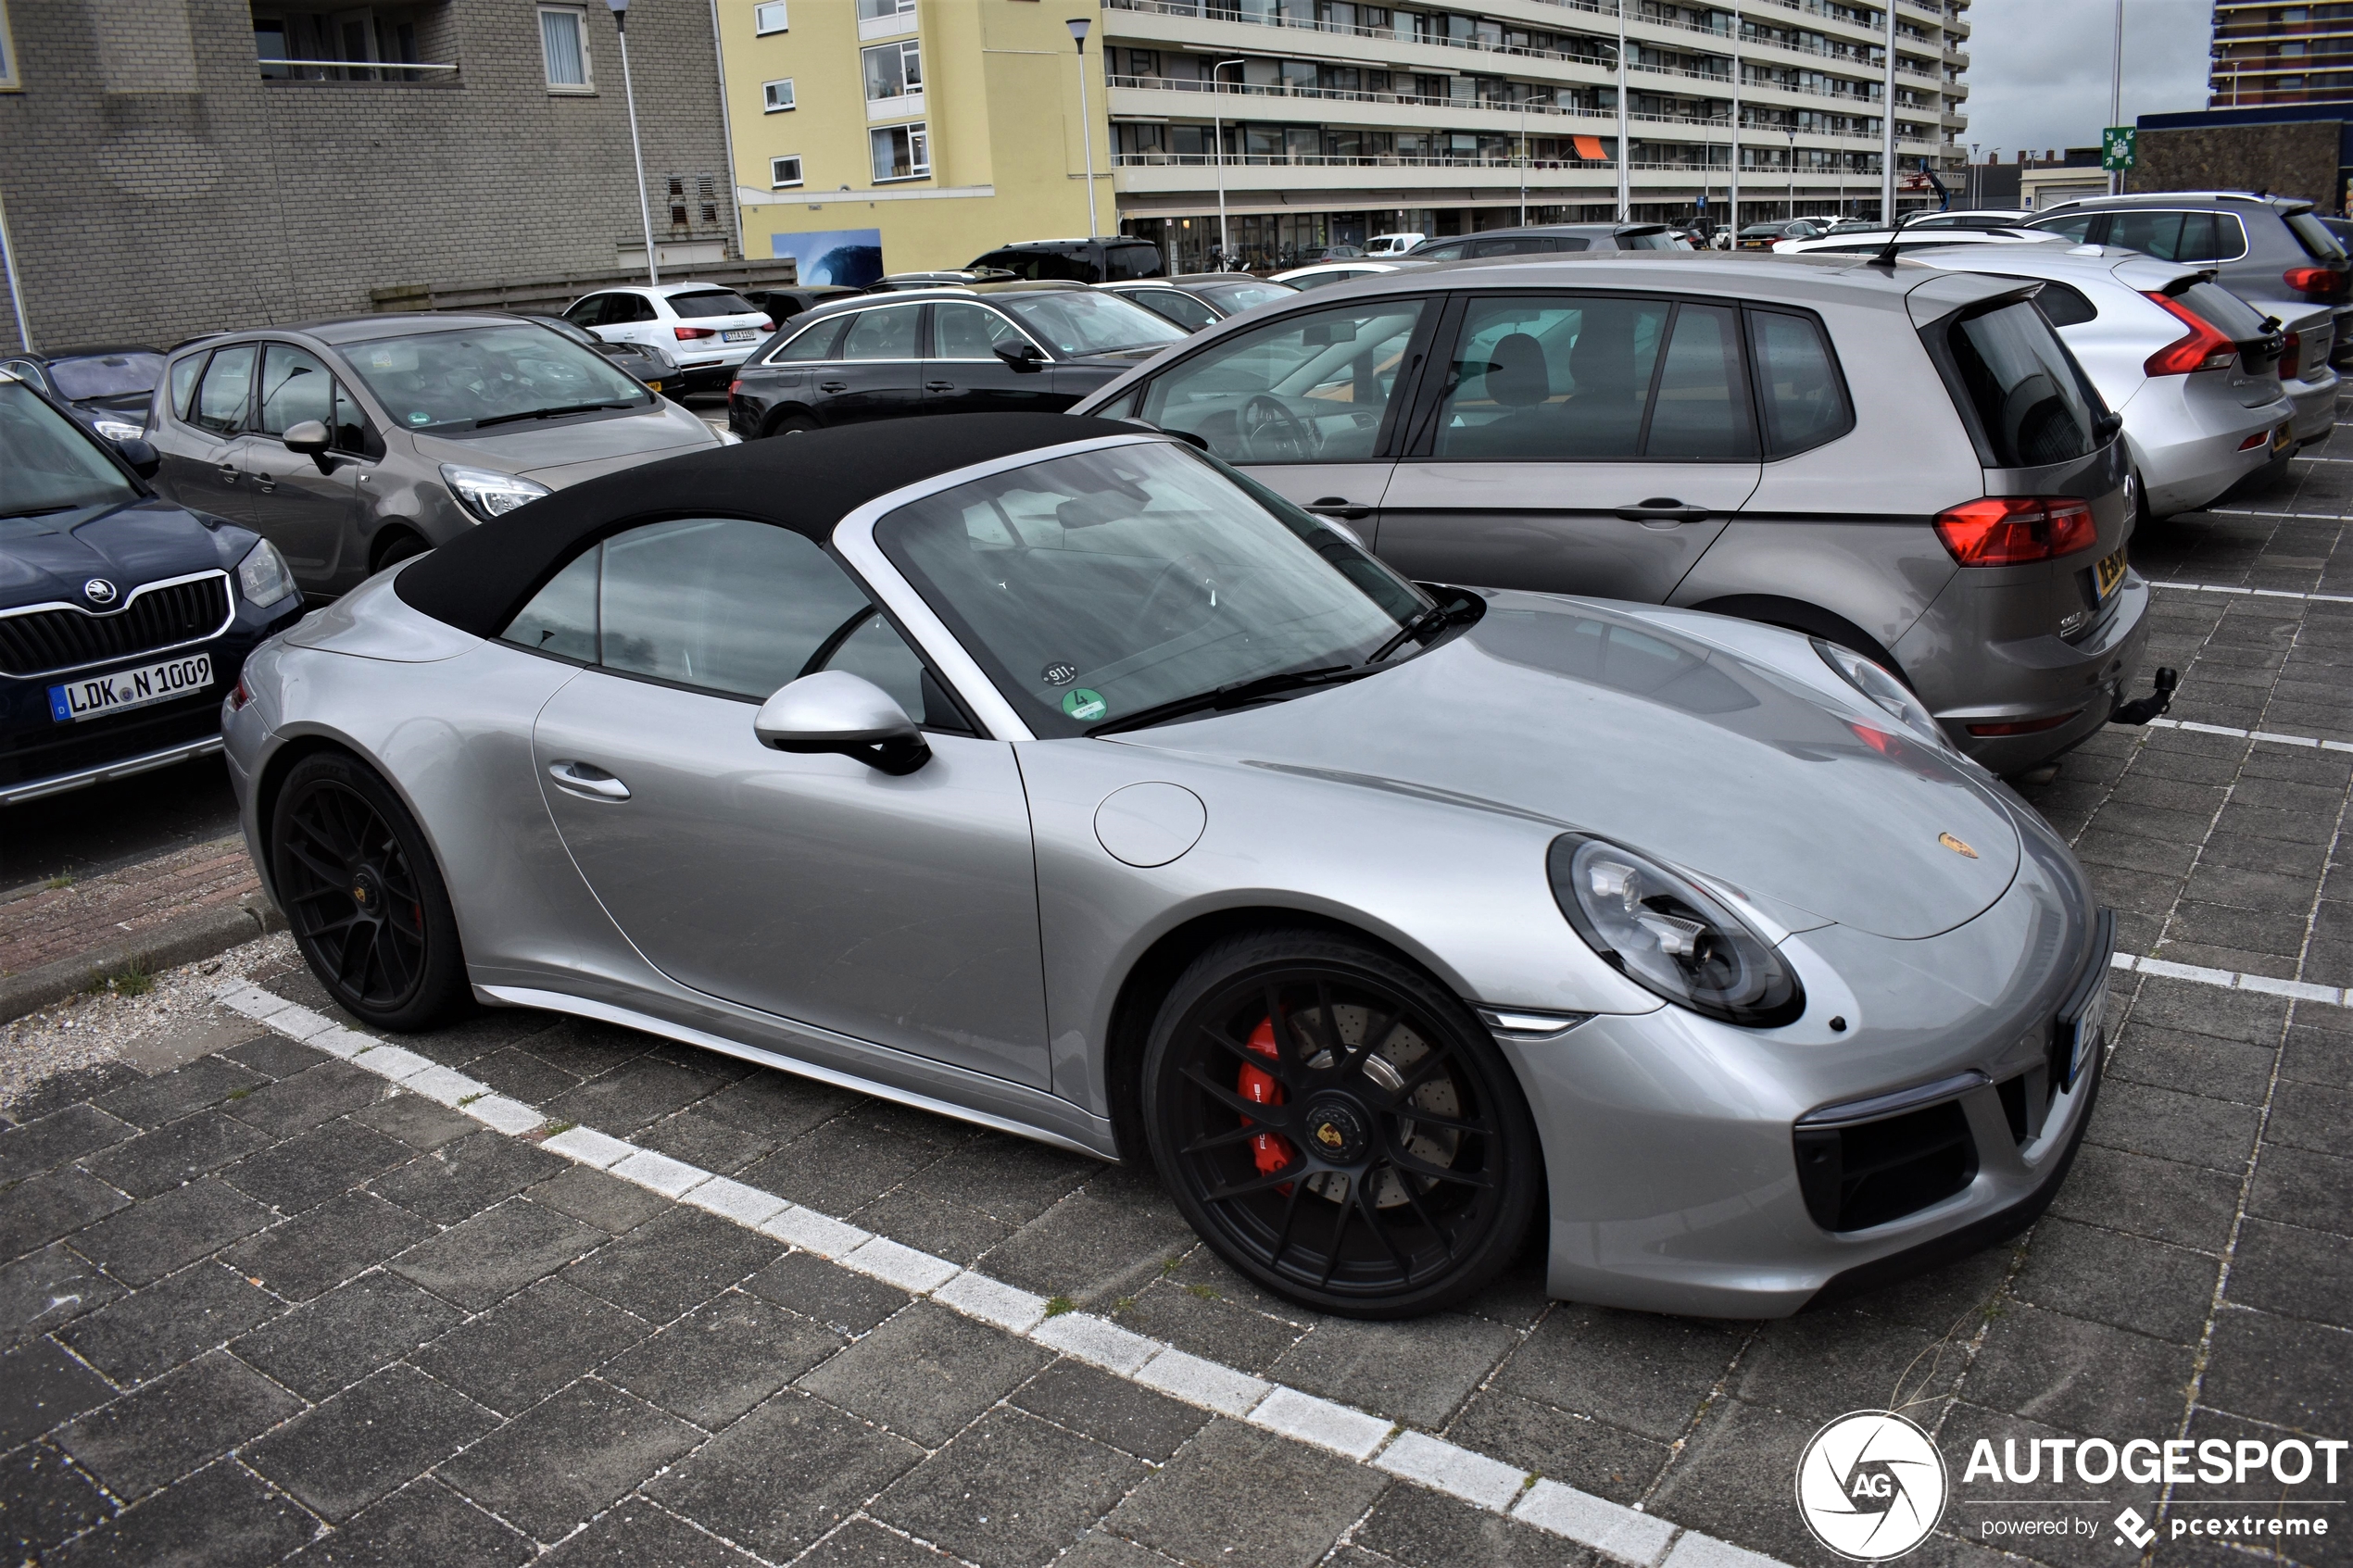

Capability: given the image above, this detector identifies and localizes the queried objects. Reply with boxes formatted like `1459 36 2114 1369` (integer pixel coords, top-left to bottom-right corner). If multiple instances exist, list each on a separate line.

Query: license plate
722 329 757 343
48 653 213 723
2059 969 2108 1089
642 380 665 392
2272 423 2294 454
2095 547 2128 600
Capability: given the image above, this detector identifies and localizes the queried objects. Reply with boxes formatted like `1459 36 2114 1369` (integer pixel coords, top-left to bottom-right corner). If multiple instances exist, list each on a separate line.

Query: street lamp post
1213 57 1244 268
606 0 659 287
2108 0 2125 196
1518 93 1529 226
1615 1 1629 221
1068 18 1099 238
1786 127 1796 222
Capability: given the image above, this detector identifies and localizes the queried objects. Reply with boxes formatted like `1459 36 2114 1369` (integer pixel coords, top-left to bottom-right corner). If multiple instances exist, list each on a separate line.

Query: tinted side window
772 317 848 362
502 547 599 662
258 345 335 436
598 518 874 698
193 344 258 434
331 382 374 455
2030 213 2097 244
565 296 609 327
1644 305 1753 459
169 354 206 420
1431 295 1666 460
1105 244 1163 280
1746 310 1853 457
2107 209 2187 260
839 306 922 359
1131 290 1217 332
1944 302 2098 469
1412 242 1466 260
932 302 1030 358
1139 300 1426 462
2033 282 2098 329
1554 236 1592 253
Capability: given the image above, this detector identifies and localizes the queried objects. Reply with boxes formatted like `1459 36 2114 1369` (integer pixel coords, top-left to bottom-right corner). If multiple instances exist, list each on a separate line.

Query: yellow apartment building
718 0 1111 282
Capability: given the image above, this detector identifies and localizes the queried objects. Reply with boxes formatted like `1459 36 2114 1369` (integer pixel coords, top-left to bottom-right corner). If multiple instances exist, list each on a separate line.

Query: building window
857 0 916 19
0 0 17 91
539 6 590 90
763 77 794 111
771 155 803 188
870 122 928 182
754 1 787 34
862 39 920 101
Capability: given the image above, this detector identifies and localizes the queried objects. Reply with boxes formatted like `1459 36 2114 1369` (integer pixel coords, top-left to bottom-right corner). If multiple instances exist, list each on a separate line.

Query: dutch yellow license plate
2272 423 2294 454
2095 548 2128 599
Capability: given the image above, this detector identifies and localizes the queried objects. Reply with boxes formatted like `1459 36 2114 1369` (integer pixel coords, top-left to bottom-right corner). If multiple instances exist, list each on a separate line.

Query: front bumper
1510 822 2104 1318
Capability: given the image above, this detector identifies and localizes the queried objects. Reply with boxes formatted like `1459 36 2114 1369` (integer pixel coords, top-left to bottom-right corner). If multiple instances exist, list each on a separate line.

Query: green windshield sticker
1061 688 1107 721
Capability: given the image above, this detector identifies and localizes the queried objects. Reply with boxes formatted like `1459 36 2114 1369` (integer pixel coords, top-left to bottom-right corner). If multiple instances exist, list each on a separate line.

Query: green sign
2101 126 2137 172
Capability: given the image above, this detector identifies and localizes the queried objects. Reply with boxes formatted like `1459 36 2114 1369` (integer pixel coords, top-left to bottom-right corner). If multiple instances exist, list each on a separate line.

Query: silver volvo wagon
1072 255 2164 775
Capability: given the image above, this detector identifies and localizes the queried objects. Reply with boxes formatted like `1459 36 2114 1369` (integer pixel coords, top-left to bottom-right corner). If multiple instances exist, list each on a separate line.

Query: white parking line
214 983 1756 1568
2108 949 2347 1007
2196 508 2353 521
2142 715 2353 753
2147 580 2353 605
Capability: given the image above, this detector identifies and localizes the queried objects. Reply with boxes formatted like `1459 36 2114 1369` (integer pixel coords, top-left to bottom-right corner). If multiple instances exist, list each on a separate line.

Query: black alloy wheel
271 752 471 1030
1143 930 1541 1318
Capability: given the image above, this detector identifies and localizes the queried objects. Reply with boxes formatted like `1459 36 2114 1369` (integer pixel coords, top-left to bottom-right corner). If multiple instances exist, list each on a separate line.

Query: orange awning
1572 134 1610 162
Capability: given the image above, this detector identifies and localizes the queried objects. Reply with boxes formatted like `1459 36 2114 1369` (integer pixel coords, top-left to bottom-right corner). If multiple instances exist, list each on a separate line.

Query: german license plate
2095 547 2128 600
48 652 212 723
723 329 757 343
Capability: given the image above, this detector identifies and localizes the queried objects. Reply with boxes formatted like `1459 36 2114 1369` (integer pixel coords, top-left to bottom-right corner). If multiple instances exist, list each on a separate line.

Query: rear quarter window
1941 301 2102 470
2286 210 2347 262
1744 309 1853 457
2032 282 2097 329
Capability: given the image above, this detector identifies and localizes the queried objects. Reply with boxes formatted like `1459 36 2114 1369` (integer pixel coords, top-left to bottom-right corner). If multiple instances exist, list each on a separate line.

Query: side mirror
114 437 161 479
282 420 334 473
754 671 931 774
993 341 1048 374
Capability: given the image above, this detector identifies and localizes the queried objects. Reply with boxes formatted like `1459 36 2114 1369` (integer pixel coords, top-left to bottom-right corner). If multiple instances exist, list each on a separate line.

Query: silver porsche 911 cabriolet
223 413 2110 1320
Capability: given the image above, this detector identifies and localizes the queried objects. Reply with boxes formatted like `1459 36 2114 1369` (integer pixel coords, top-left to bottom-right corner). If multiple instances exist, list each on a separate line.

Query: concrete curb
0 892 285 1024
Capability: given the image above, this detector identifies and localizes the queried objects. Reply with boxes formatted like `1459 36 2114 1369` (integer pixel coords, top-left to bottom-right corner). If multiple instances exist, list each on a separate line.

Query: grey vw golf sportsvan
1073 254 2160 774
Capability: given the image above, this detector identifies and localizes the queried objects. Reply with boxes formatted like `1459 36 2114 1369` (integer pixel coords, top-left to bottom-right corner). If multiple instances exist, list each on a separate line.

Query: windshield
2177 280 2272 340
875 441 1428 737
1946 301 2102 469
341 324 652 432
993 292 1188 358
0 380 142 523
1617 231 1677 251
2286 211 2347 262
671 289 760 318
47 353 165 402
1197 280 1297 311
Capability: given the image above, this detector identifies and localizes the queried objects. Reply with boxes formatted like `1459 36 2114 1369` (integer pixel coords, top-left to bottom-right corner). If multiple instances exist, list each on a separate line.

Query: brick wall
0 0 736 353
2133 121 2345 210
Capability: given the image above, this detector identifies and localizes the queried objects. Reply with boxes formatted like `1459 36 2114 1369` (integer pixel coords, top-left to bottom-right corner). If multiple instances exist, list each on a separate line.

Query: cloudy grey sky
1959 0 2213 162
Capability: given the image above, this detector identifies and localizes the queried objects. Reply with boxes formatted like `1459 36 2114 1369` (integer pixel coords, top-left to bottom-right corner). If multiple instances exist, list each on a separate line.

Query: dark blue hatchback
2 372 306 805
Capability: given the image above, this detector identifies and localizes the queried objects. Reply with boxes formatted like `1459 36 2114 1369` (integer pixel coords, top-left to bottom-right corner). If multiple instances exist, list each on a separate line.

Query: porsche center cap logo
1302 1099 1366 1161
351 883 371 908
1937 833 1978 859
1314 1123 1346 1149
82 578 119 606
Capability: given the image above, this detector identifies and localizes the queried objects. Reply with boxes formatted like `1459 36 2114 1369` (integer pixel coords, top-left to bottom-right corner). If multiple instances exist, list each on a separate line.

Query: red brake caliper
1239 1016 1295 1174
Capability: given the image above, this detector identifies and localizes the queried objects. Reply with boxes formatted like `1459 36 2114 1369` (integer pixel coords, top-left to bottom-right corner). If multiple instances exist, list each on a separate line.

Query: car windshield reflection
875 442 1426 737
341 324 652 433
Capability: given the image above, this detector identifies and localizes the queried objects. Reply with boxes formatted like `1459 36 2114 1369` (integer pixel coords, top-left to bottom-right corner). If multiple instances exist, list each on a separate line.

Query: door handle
252 472 277 494
924 381 956 393
216 463 239 483
1614 499 1713 525
1306 496 1374 520
818 381 849 393
547 760 631 801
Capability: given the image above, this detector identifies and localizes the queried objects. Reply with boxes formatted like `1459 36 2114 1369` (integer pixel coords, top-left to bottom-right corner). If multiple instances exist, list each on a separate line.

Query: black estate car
1 370 305 805
725 281 1187 439
0 346 167 445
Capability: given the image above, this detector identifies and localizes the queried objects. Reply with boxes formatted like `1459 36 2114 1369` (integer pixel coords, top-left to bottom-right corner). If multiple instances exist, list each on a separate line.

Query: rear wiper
1089 663 1366 736
472 400 638 429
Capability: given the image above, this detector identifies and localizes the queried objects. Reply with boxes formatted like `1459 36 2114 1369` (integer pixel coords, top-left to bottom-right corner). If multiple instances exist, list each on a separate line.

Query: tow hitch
2111 667 2179 727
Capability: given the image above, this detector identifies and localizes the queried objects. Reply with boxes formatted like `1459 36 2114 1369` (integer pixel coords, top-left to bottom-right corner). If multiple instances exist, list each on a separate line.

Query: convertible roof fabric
396 412 1142 638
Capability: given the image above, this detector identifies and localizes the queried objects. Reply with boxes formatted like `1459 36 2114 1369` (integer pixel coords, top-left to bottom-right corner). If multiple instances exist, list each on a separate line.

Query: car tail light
756 318 775 331
2239 429 2271 450
728 380 743 397
674 326 717 341
1966 711 2081 737
1932 496 2100 566
227 676 252 713
2141 293 2236 375
2284 265 2345 296
2282 330 2303 380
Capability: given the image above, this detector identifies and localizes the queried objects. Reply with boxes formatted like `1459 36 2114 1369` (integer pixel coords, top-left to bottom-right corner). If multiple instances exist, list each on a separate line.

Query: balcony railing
1114 150 1613 169
1104 0 1604 63
1107 73 1614 116
258 56 458 82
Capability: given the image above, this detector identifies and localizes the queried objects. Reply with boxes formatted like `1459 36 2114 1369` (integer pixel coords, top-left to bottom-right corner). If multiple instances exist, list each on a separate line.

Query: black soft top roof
396 413 1143 638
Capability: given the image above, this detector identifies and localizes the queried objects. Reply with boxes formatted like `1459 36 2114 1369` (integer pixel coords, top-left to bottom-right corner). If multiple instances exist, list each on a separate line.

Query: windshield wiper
471 400 639 429
1367 592 1482 663
1089 663 1367 736
0 504 79 521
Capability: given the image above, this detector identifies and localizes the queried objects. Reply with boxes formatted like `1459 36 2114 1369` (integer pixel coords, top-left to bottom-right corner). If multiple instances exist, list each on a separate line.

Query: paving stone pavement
2 437 2350 1568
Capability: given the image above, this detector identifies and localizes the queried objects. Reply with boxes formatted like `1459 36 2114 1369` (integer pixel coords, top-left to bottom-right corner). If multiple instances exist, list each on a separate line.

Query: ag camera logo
1796 1410 1948 1561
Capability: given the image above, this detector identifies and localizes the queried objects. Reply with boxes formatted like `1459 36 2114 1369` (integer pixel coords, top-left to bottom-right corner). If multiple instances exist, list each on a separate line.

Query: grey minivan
145 315 723 598
1071 254 2161 774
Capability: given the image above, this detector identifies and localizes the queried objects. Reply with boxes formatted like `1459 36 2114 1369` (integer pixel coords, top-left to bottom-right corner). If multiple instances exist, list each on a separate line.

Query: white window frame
0 0 19 92
770 155 804 189
754 1 788 35
869 121 929 182
762 77 795 111
537 6 592 93
862 38 921 104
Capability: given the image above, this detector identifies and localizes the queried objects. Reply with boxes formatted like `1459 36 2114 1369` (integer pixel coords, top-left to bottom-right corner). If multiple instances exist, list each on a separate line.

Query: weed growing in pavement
84 963 154 998
1044 1295 1077 1317
1186 1283 1219 1300
458 1092 485 1107
43 873 73 891
1114 1296 1137 1313
1160 1256 1183 1274
542 1121 578 1136
226 1087 253 1100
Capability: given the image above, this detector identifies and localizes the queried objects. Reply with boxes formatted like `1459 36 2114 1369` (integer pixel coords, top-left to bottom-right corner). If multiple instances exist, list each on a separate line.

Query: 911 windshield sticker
48 653 214 723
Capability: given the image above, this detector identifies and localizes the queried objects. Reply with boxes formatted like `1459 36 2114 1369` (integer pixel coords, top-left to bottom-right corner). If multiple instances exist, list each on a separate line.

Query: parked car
1908 244 2296 519
1073 254 2163 774
226 413 2112 1319
1 369 304 805
1271 259 1429 291
1777 227 2064 257
560 282 776 391
0 346 166 445
1098 274 1301 332
967 237 1166 284
515 312 682 395
1409 224 1680 260
1365 232 1426 256
739 285 862 325
1905 209 2038 232
1292 245 1366 264
866 270 1017 292
726 281 1187 439
2025 192 2353 375
1736 220 1827 250
144 315 724 597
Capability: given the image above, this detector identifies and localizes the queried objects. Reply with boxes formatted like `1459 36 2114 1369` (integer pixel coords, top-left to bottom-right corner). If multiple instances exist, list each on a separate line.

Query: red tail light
2284 265 2345 296
2141 293 2236 375
674 326 717 341
2282 330 2303 380
727 380 743 397
2239 429 2271 450
227 676 252 713
1932 496 2100 567
756 318 775 331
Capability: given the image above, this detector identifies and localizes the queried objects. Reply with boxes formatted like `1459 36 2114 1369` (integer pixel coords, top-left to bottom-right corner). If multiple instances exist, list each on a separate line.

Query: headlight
1813 639 1949 750
441 463 551 521
94 417 146 443
235 539 296 606
1547 834 1804 1027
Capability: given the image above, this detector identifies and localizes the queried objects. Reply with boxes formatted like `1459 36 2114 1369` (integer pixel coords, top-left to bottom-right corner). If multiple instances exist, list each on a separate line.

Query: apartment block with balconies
2209 0 2353 107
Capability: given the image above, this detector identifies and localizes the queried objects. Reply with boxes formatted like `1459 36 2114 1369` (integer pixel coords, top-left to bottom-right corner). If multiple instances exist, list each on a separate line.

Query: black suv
726 281 1187 438
965 238 1166 284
